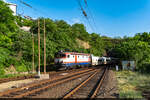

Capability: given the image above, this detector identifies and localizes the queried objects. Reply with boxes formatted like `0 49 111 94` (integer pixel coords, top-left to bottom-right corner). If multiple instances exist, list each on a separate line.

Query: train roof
58 51 91 56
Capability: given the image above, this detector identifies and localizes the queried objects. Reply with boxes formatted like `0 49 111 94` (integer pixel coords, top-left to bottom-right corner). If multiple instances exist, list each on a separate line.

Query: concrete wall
122 61 135 71
8 3 17 16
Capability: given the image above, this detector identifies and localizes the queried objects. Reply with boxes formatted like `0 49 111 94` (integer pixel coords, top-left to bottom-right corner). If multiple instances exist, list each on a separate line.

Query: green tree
89 33 105 56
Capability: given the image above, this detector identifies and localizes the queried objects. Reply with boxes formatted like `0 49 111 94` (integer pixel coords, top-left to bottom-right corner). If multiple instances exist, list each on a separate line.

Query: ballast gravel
0 68 89 93
96 70 119 98
30 73 93 98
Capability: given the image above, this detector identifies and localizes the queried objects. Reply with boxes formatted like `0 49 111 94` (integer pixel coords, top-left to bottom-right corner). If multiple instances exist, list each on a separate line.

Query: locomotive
54 51 111 69
54 51 91 68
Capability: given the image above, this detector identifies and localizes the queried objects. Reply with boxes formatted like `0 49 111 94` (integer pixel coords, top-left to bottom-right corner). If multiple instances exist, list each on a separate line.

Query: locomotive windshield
55 53 66 58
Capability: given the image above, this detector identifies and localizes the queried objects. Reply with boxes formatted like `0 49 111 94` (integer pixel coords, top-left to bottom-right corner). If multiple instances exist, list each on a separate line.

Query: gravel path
0 78 43 92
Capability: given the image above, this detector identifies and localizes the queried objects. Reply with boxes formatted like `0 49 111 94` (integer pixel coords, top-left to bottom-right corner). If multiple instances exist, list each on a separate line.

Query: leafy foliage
0 0 149 75
0 0 17 33
89 33 105 56
0 0 105 75
110 33 150 73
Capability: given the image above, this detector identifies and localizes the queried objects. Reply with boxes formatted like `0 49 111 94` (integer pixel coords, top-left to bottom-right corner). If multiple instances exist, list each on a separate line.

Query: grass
120 90 142 98
115 70 150 98
0 74 21 78
0 73 35 79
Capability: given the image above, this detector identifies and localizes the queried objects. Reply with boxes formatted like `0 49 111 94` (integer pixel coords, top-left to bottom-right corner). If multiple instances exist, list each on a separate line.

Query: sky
5 0 150 37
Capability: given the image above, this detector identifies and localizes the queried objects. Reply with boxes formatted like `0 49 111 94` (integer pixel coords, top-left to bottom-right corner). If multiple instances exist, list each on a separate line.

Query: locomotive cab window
106 59 110 61
99 59 102 62
67 55 70 58
56 54 66 58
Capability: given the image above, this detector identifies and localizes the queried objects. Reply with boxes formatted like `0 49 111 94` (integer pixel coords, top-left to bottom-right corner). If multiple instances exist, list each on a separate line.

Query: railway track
47 67 94 79
63 66 109 99
0 68 96 98
0 74 36 84
0 67 90 84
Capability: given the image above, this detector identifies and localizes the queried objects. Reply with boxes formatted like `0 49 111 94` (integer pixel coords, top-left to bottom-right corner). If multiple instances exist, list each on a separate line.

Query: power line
19 0 32 8
76 0 95 32
84 0 98 33
17 0 51 18
18 0 96 33
15 0 37 18
84 0 87 5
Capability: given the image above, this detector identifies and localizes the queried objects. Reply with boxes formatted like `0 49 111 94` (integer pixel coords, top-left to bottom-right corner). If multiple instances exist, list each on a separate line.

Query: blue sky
6 0 150 37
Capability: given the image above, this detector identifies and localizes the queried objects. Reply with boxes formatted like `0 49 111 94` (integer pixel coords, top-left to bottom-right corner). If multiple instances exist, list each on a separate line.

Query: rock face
4 65 29 75
4 65 17 74
20 26 31 32
76 38 90 49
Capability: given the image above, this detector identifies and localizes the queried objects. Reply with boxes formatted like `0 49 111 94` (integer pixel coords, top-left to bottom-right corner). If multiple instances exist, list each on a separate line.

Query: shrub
0 66 5 75
16 64 28 72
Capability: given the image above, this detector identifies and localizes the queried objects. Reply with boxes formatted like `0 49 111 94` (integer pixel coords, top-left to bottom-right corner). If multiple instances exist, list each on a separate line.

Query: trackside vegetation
0 0 150 76
0 0 150 98
0 0 105 74
116 71 150 98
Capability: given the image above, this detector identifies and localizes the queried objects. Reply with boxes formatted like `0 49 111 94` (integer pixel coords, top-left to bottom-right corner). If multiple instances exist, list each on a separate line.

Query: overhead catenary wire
16 0 97 36
76 0 96 32
18 0 37 12
84 0 87 5
18 0 96 33
17 0 52 19
83 0 98 33
19 0 32 8
15 0 24 16
14 0 38 18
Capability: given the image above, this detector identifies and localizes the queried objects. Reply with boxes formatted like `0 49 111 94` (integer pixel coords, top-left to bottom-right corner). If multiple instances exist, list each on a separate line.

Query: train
54 51 112 69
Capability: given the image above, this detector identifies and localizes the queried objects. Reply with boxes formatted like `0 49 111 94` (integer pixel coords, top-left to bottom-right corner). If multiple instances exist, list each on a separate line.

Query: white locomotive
54 51 111 68
55 51 91 68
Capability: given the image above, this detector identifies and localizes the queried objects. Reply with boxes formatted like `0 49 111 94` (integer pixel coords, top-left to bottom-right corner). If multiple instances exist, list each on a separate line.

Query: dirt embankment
76 39 90 49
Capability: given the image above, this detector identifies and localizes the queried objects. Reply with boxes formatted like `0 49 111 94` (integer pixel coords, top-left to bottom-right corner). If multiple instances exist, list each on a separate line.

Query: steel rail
63 70 98 99
90 67 108 98
0 68 93 97
0 74 36 84
0 67 89 84
14 70 97 98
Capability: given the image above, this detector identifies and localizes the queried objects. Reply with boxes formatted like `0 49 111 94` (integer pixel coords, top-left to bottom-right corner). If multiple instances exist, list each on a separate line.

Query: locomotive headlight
61 61 63 63
59 60 63 63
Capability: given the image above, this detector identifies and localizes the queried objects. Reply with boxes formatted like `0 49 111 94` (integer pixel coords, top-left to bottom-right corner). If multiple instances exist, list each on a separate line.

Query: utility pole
32 32 35 73
44 19 46 74
38 19 41 77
